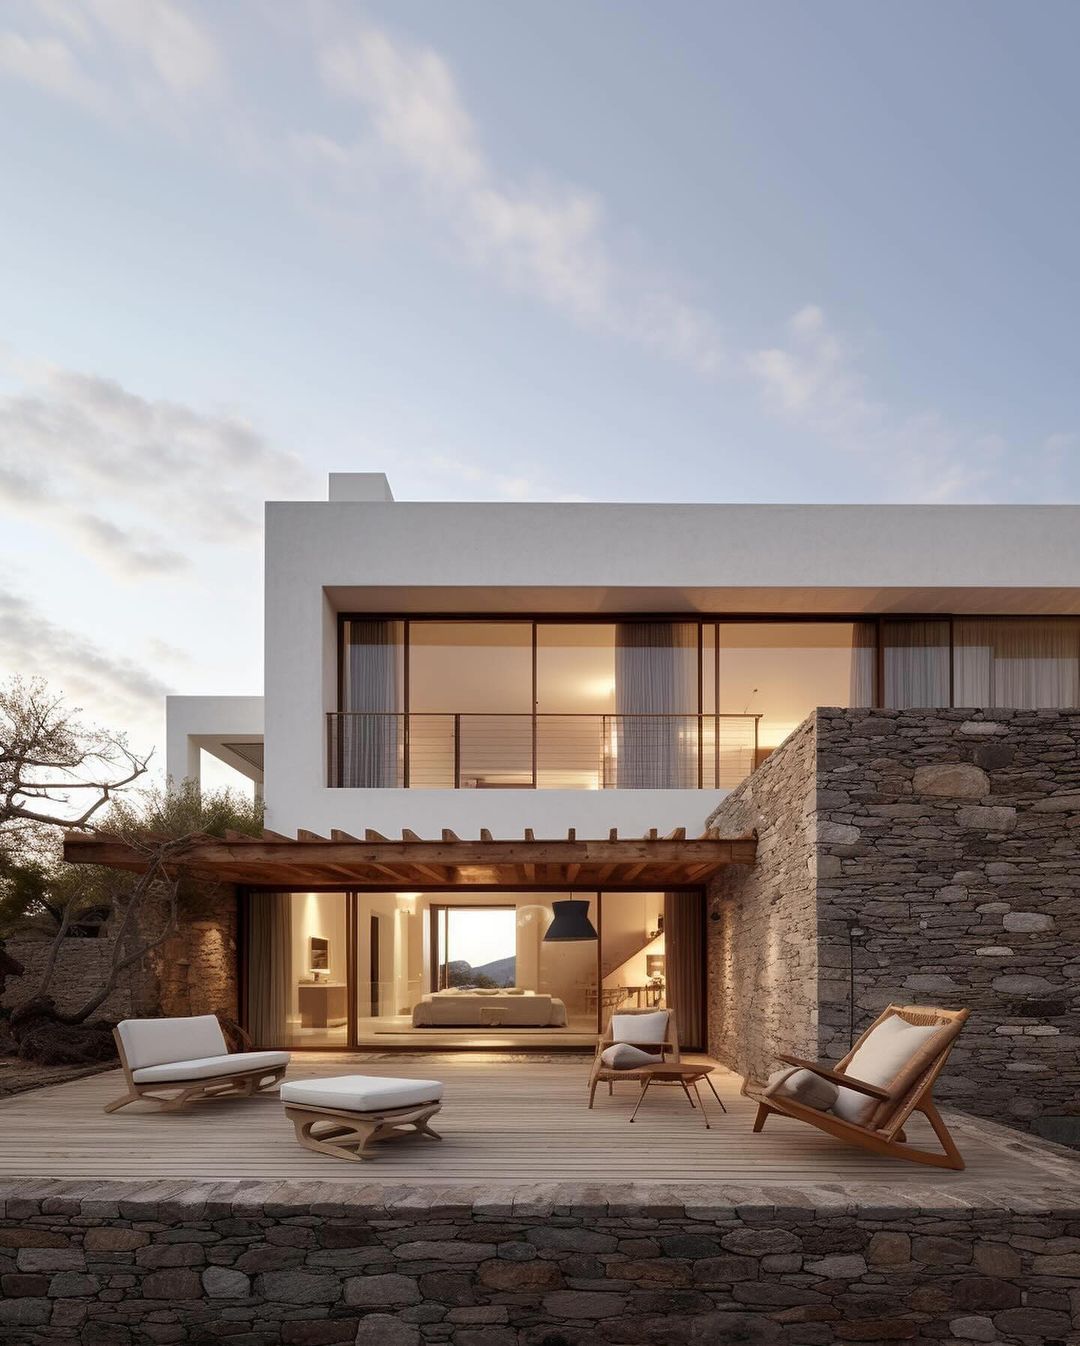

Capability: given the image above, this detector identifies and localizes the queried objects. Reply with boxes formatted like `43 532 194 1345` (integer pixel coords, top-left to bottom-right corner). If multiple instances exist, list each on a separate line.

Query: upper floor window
331 615 1080 789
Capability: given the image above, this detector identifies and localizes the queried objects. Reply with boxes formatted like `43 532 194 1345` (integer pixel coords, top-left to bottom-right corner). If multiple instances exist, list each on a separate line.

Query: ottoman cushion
281 1075 442 1113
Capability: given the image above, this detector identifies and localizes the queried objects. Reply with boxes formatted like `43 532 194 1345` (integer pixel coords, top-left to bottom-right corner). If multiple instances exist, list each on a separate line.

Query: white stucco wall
262 490 1080 836
165 695 264 786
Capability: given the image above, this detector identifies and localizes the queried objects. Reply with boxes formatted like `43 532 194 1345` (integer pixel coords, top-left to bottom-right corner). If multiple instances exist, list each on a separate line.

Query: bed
411 989 568 1028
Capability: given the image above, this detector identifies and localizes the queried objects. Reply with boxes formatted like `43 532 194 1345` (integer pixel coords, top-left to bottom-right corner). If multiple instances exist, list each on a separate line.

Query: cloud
307 23 727 377
0 587 167 737
421 454 590 503
0 0 221 120
0 357 314 578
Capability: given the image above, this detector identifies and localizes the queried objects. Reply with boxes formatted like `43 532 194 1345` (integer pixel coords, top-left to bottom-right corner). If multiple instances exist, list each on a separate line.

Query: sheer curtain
954 619 1080 708
849 622 877 708
663 893 703 1049
883 620 950 708
614 623 698 787
341 620 403 786
247 892 292 1048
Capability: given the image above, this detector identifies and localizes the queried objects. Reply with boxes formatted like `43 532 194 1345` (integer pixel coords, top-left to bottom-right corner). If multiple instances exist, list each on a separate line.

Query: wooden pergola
63 826 756 890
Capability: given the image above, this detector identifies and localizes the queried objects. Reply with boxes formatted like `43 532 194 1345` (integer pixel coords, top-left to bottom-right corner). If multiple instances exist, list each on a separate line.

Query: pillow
766 1067 838 1112
610 1011 669 1046
601 1043 658 1070
831 1016 943 1125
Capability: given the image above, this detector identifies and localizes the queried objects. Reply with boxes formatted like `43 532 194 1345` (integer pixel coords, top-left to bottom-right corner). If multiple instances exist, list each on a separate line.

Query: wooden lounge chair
753 1004 970 1170
587 1007 680 1108
106 1014 290 1114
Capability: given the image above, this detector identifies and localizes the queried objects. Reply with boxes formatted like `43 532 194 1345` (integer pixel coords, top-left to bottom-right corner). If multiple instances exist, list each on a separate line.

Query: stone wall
2 889 238 1025
705 718 819 1083
2 1185 1078 1344
813 707 1080 1145
704 707 1080 1144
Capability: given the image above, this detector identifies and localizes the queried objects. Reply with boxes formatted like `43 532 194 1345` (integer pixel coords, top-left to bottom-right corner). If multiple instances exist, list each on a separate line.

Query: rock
720 1228 799 1257
84 1228 149 1251
257 1270 340 1304
1032 793 1080 811
141 1269 202 1299
17 1248 84 1272
804 1254 866 1278
866 1232 910 1266
949 1317 996 1342
47 1272 98 1297
972 1243 1021 1276
1003 911 1053 932
955 805 1017 830
960 720 1005 735
993 1307 1072 1337
395 1239 497 1262
912 1236 971 1266
912 764 989 797
1032 1251 1080 1275
659 1233 721 1258
202 1265 250 1298
478 1259 562 1290
904 974 958 992
818 822 860 845
343 1273 421 1306
353 1316 420 1346
543 1290 624 1319
992 974 1055 996
527 1227 617 1253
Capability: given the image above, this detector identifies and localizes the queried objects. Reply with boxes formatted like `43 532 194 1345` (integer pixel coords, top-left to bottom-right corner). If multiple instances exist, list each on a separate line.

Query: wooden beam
608 827 618 841
441 829 460 843
480 829 493 843
524 828 535 842
566 827 576 842
401 829 423 843
330 829 361 842
296 829 328 843
365 829 390 842
665 827 686 842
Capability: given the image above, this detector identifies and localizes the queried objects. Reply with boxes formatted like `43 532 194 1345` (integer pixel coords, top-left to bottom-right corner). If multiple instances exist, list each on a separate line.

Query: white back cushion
832 1015 942 1124
118 1015 227 1071
610 1011 669 1046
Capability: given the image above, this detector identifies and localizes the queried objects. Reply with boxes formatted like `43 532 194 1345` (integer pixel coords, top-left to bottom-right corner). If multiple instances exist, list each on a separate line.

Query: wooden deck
0 1053 1077 1197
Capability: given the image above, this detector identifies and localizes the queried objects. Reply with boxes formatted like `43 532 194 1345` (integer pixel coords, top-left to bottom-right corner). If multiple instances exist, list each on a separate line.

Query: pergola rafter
63 825 756 891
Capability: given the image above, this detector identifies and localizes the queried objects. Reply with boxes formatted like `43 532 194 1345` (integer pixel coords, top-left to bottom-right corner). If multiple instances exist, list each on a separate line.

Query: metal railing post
453 713 461 789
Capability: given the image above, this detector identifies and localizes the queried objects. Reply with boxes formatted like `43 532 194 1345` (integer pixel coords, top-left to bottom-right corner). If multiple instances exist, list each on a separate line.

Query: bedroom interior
245 887 703 1051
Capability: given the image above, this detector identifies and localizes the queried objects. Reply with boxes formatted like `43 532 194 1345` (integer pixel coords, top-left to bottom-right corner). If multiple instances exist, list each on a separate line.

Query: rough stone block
343 1272 421 1306
912 764 989 798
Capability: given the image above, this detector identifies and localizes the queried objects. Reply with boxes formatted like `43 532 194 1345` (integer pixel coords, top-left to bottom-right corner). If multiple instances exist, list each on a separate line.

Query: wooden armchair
587 1007 679 1108
753 1004 970 1169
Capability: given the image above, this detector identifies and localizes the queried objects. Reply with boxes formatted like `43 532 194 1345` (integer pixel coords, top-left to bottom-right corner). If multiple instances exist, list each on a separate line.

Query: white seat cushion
280 1075 443 1113
131 1051 289 1084
600 1043 658 1070
610 1011 669 1046
118 1015 227 1071
766 1066 838 1112
831 1016 943 1124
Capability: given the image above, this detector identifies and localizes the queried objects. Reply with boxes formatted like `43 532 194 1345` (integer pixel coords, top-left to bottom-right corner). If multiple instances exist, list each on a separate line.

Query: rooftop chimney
328 473 394 502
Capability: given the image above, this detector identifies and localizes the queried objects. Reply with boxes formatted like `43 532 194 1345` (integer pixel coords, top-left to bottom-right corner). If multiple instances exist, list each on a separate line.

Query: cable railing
326 712 760 790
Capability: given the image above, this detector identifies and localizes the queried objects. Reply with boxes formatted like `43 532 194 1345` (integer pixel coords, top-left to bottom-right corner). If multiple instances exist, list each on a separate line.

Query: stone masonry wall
703 707 1080 1145
814 707 1080 1145
704 718 819 1083
2 1186 1079 1344
2 889 238 1024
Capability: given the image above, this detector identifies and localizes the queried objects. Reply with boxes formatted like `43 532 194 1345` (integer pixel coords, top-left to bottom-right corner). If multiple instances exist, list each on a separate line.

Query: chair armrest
777 1055 891 1100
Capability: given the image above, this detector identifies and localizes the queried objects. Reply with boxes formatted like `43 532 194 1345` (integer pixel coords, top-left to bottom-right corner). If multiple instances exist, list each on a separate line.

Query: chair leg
753 1102 771 1133
919 1100 965 1171
588 1078 598 1109
702 1073 728 1114
104 1091 137 1114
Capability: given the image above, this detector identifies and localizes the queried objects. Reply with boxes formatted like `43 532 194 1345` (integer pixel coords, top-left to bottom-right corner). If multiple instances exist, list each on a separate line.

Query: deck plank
0 1054 1075 1192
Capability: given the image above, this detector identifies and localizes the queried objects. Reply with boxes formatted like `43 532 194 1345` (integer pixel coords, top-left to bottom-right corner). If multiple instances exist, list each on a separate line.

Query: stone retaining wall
2 1187 1079 1344
706 707 1080 1145
2 889 238 1025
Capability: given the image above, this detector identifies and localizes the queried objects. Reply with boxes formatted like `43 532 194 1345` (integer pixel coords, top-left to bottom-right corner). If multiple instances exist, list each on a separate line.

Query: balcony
326 712 760 789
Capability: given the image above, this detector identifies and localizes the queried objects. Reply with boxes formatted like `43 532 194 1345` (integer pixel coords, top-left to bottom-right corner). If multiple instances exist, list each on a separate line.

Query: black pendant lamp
543 899 598 942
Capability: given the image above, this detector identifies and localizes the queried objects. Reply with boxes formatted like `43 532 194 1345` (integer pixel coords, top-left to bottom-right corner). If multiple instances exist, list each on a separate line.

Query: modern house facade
137 474 1080 1136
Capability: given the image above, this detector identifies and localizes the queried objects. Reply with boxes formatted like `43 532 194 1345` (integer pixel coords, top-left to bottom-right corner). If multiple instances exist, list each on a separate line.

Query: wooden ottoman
281 1075 443 1162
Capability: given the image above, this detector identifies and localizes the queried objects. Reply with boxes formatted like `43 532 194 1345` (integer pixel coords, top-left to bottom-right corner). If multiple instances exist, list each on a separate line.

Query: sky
2 0 1079 776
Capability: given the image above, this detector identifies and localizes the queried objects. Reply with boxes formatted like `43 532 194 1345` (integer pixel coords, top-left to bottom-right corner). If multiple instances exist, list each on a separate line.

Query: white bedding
411 989 567 1027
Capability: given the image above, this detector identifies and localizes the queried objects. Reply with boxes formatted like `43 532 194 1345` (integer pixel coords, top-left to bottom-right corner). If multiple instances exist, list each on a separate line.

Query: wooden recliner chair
587 1006 679 1108
753 1004 970 1170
